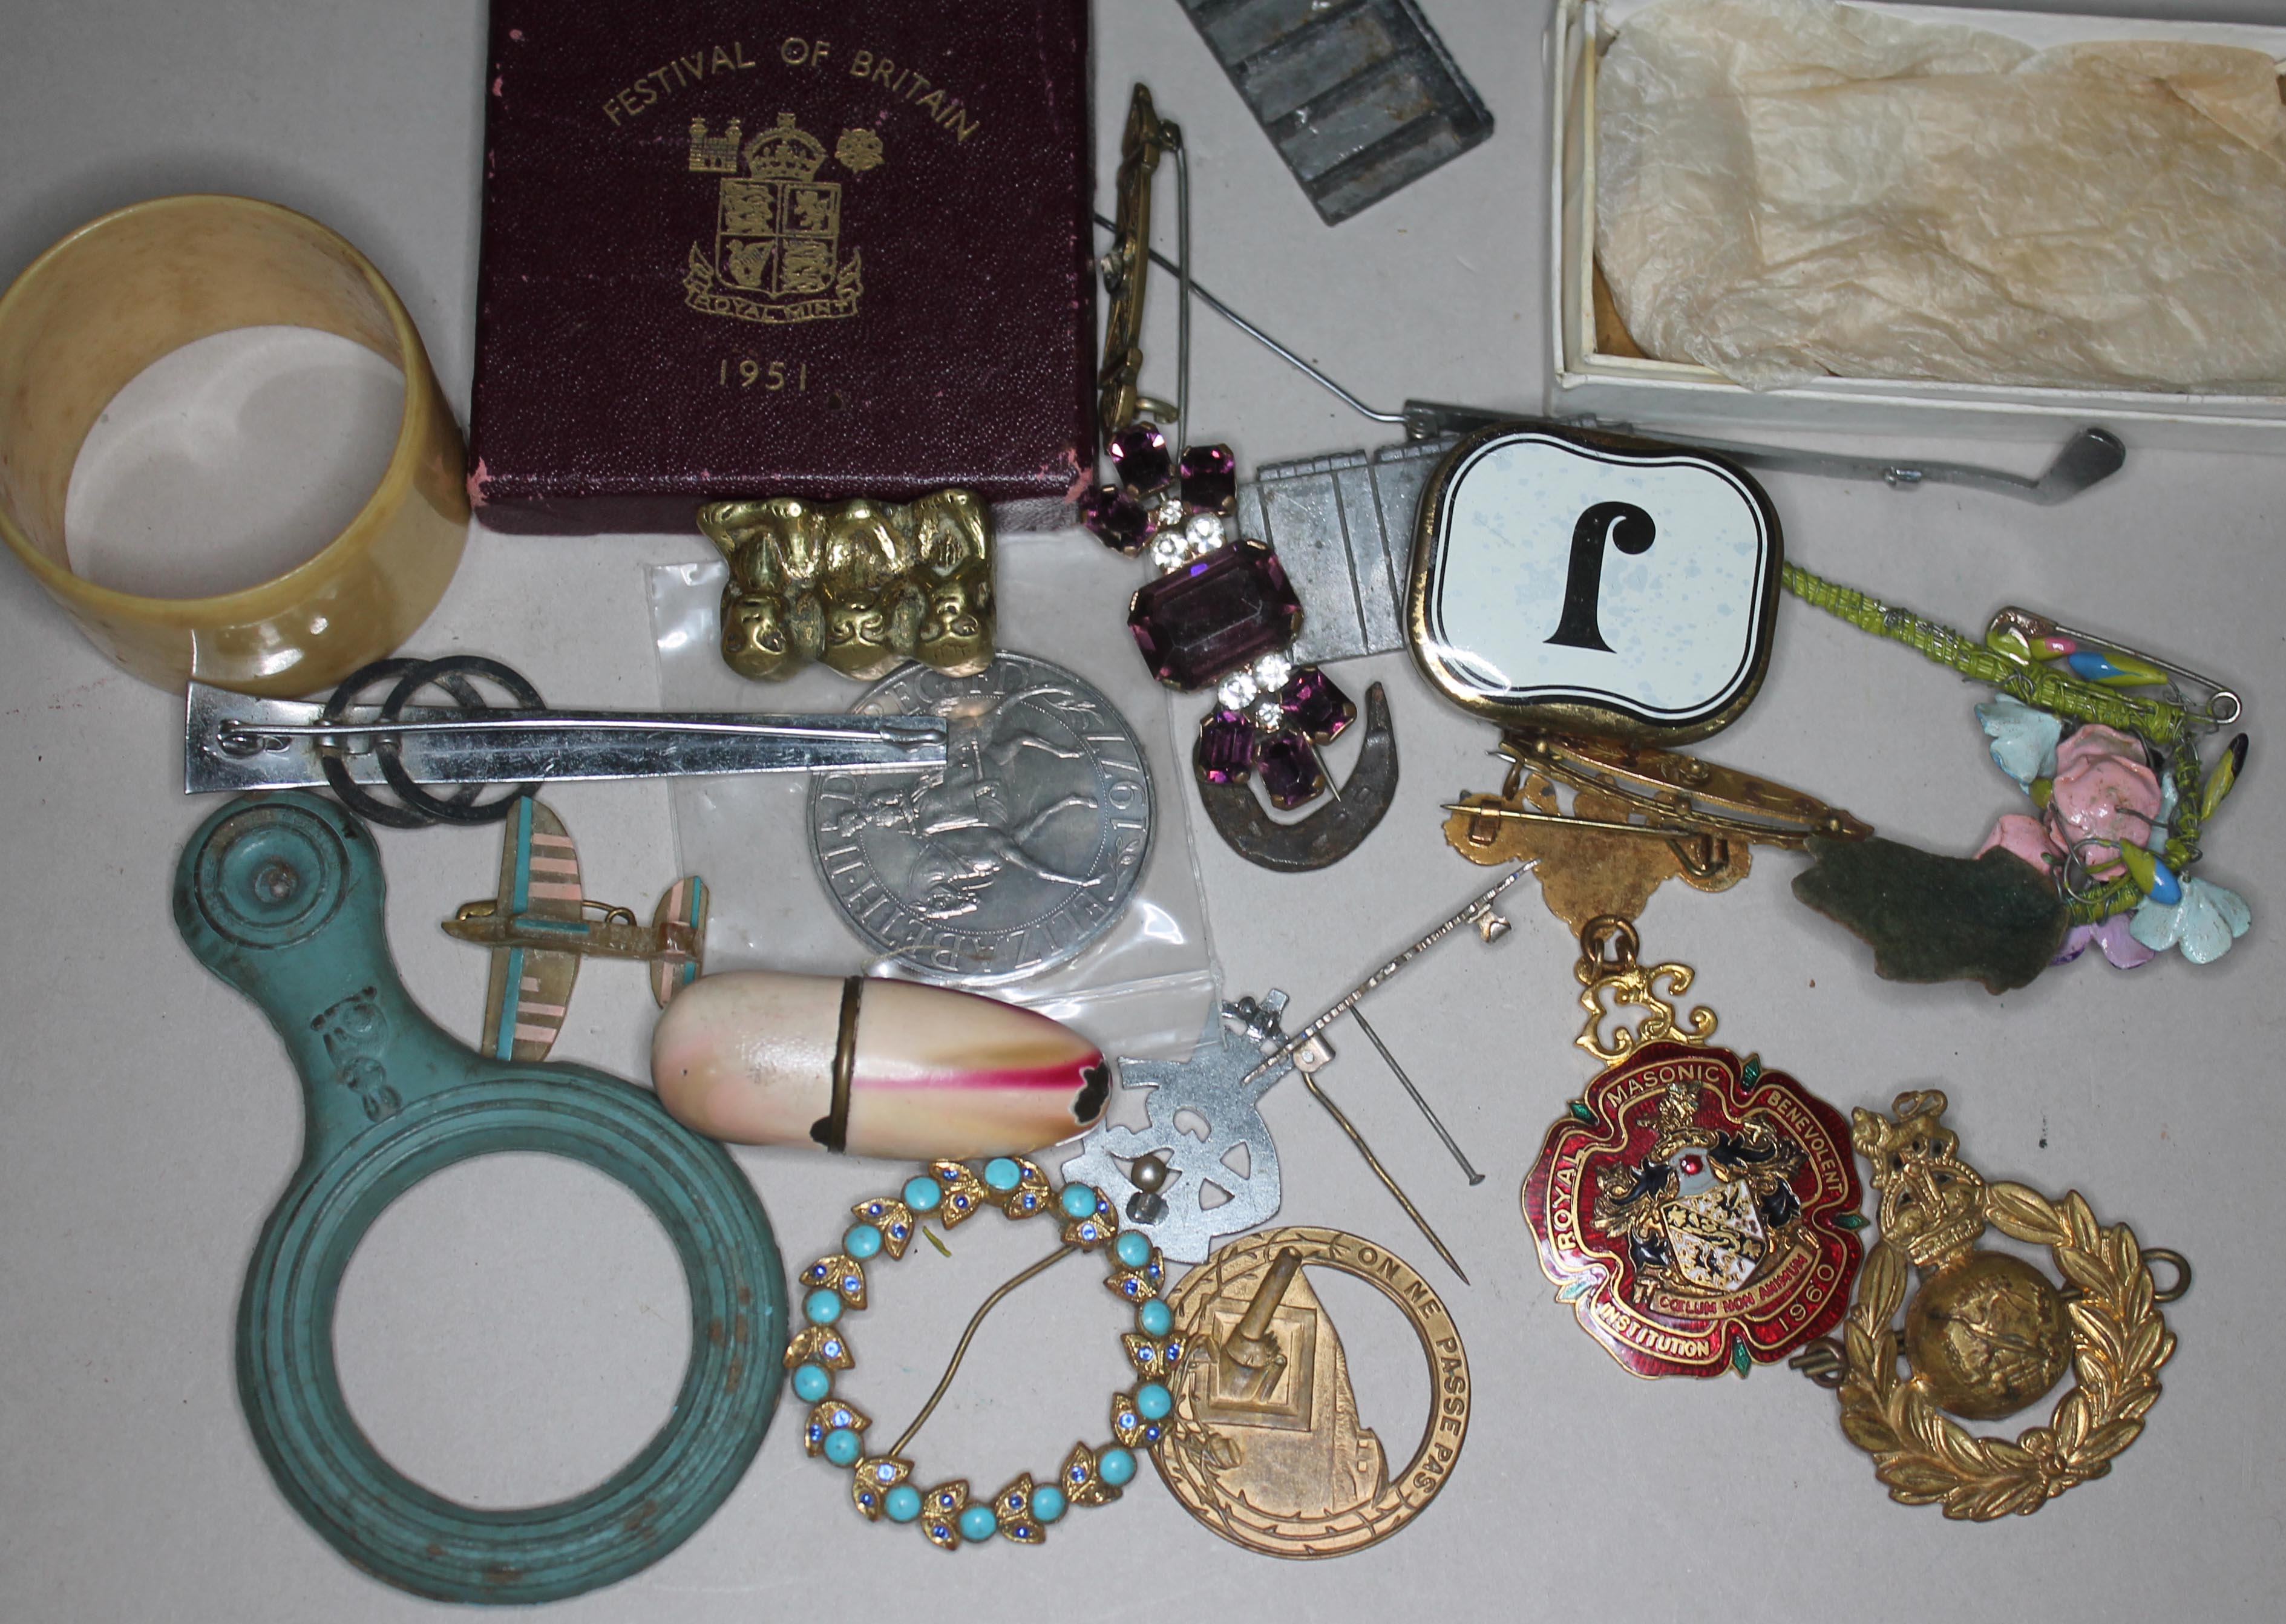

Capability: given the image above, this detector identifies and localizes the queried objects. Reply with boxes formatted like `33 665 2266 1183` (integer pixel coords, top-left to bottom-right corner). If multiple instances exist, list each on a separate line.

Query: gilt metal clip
1099 85 1186 444
1478 732 1871 853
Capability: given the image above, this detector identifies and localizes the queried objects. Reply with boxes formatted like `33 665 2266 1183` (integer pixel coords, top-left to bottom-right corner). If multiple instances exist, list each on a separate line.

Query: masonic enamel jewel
1524 921 1864 1378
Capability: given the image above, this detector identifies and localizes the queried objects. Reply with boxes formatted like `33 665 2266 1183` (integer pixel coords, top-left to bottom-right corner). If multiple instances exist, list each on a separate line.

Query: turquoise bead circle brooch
787 1156 1182 1548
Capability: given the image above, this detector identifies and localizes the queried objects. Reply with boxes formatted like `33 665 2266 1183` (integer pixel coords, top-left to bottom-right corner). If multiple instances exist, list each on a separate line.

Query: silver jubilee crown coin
808 653 1154 983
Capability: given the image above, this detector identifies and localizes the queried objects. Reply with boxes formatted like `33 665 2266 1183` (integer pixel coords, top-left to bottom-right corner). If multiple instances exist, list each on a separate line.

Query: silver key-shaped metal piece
1069 868 1525 1274
1059 1004 1292 1265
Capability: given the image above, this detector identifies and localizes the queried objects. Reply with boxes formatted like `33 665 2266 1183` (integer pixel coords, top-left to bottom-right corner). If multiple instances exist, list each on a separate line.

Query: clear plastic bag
647 532 1217 1062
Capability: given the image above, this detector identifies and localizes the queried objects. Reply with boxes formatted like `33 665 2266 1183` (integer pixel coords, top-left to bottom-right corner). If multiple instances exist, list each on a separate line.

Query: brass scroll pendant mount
1806 1090 2188 1519
1573 915 1716 1066
1444 762 1747 931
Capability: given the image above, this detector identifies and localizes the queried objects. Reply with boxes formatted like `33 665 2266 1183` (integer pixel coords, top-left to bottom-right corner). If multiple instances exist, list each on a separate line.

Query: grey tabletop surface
4 2 2284 1619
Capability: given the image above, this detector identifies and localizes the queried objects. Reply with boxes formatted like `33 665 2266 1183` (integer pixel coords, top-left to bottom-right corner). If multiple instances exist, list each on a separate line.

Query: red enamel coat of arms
1524 1041 1864 1379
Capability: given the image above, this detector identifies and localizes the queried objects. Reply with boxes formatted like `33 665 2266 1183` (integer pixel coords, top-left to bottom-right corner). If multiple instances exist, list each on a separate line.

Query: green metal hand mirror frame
174 792 786 1603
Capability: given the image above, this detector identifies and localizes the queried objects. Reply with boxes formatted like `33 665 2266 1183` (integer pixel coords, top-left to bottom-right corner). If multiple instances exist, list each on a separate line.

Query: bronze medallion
1153 1227 1469 1557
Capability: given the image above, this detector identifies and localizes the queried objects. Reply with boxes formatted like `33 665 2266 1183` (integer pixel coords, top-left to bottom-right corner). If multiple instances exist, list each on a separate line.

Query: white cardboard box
1547 0 2286 448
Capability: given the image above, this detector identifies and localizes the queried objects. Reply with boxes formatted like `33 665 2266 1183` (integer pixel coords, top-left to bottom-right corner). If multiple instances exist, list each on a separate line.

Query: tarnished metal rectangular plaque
1235 436 1456 663
1177 0 1493 224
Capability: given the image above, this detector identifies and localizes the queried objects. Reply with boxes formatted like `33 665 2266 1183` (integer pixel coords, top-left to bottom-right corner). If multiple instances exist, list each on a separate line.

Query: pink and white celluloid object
652 971 1110 1159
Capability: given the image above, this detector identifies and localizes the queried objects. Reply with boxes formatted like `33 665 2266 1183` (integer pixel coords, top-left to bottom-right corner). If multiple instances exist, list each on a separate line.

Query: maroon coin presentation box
470 1 1095 534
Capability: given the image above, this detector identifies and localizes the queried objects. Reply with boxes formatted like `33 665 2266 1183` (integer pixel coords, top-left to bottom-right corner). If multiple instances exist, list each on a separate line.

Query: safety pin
1441 797 1743 880
1498 733 1873 851
214 713 934 752
1097 86 1188 454
1988 605 2241 728
1217 867 1528 1283
1095 222 2127 503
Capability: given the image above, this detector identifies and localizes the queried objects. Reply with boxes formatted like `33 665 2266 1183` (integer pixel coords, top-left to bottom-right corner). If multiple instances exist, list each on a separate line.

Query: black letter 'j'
1545 502 1656 653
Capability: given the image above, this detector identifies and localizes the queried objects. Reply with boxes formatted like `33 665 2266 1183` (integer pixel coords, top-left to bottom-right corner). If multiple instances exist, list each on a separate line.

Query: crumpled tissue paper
1596 0 2286 392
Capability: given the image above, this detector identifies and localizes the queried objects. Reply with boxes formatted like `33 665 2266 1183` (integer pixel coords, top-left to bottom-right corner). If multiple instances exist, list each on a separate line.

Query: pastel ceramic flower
2052 914 2157 969
2150 771 2178 852
2043 725 2161 878
1977 810 2155 972
1976 813 2056 876
2130 877 2251 965
1975 717 2232 971
1977 697 2062 790
2052 725 2148 779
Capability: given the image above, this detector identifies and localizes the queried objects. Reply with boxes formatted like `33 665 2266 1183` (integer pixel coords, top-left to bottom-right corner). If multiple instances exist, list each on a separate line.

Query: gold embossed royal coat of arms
685 112 863 325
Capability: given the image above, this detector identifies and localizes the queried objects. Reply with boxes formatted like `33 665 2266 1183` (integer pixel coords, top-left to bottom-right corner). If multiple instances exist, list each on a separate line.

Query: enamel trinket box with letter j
1407 424 1783 745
